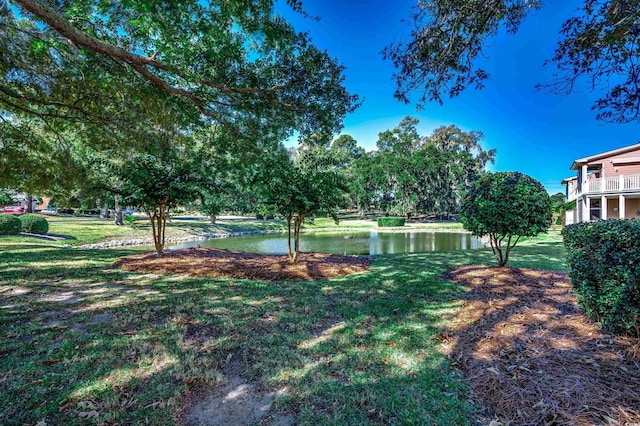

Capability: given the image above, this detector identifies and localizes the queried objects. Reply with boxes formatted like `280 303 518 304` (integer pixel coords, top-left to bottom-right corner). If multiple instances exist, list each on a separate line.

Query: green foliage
351 117 495 217
0 214 22 235
0 188 14 207
384 0 639 123
563 220 640 336
2 0 358 157
461 172 552 266
115 149 209 254
18 214 49 234
377 217 406 227
255 146 344 262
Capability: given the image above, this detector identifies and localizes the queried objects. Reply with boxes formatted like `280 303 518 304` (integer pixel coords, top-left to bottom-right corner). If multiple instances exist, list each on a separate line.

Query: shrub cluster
0 214 22 235
377 217 405 227
563 220 640 336
19 214 49 234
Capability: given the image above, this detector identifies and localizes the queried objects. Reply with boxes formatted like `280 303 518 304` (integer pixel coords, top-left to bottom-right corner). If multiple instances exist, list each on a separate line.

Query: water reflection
171 231 484 256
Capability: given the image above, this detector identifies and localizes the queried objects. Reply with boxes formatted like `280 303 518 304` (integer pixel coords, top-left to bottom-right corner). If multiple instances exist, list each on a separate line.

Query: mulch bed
112 247 372 281
441 265 640 425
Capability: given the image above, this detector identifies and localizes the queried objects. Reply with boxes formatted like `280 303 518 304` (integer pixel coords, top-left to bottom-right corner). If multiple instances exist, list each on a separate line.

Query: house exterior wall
607 198 620 219
626 198 640 218
564 144 640 224
590 147 640 177
566 179 578 201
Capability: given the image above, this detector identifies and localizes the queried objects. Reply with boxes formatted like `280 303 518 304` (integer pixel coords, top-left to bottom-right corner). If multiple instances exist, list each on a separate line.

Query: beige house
563 142 640 225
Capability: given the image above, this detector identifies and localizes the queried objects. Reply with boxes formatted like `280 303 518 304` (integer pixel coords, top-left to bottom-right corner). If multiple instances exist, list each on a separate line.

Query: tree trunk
286 214 293 262
114 195 123 226
26 194 33 213
210 215 216 224
292 215 303 264
149 203 167 256
149 209 160 256
160 203 167 250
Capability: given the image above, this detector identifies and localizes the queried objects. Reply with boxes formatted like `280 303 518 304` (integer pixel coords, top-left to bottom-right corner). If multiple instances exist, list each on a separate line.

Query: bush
563 220 640 336
461 172 552 266
19 214 49 234
0 214 22 235
377 217 405 227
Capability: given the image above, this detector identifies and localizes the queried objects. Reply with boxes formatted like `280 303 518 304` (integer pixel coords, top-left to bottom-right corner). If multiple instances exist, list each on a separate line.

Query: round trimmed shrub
19 214 49 234
0 214 22 235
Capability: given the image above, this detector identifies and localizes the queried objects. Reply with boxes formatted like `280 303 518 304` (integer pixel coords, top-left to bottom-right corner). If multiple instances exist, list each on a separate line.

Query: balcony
587 174 640 194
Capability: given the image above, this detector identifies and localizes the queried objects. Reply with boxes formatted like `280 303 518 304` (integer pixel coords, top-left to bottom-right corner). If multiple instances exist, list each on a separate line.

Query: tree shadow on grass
443 265 640 425
1 248 481 425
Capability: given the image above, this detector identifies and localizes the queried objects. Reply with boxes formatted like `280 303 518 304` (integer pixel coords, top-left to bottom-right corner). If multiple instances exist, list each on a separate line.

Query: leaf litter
441 265 640 425
113 247 371 281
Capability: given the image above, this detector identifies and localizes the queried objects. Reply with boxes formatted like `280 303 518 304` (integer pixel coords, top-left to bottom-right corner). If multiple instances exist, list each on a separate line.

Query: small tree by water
460 172 552 266
256 147 343 263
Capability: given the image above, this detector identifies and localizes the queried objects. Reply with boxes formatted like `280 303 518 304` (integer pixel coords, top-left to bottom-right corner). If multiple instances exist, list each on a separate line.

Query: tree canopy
461 171 552 266
1 0 358 154
255 145 344 263
350 117 495 217
384 0 640 123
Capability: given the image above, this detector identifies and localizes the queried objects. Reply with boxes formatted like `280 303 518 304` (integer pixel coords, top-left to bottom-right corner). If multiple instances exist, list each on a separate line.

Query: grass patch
0 222 567 424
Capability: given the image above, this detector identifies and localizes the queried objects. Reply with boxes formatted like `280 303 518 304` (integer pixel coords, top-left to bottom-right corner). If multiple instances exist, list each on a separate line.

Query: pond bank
77 226 474 249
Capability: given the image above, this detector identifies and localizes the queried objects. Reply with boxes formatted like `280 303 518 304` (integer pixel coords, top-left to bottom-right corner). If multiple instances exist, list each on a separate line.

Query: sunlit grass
0 222 567 424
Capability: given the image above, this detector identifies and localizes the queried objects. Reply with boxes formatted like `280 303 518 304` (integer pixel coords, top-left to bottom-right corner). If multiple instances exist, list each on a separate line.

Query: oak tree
384 0 640 123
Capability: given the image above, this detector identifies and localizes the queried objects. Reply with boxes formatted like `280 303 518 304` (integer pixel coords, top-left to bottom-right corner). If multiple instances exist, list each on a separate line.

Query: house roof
561 176 577 184
571 142 640 170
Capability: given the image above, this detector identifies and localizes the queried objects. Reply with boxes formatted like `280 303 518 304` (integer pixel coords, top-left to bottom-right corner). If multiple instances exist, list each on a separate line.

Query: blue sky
278 0 638 194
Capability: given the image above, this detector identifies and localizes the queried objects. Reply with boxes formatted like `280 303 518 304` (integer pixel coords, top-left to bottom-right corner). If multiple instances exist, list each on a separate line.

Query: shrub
563 220 640 336
461 172 552 266
377 217 405 227
19 214 49 234
0 214 21 235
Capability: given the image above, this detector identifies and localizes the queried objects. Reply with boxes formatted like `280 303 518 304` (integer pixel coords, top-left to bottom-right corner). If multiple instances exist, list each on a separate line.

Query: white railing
586 174 640 194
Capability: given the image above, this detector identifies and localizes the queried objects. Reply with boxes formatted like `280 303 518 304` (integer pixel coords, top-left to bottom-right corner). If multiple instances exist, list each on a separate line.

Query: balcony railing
587 174 640 194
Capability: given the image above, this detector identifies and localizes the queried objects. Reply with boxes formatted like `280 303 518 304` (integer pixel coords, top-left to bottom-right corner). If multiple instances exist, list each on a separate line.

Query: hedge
563 220 640 336
19 214 49 234
377 217 405 227
0 214 22 235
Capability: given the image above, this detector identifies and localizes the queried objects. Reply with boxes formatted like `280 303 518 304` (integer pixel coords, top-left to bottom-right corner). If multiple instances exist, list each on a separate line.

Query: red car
1 206 25 214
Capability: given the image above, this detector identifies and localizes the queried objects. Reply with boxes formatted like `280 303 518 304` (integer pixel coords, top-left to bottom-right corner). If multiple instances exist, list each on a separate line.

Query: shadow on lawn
1 248 479 425
1 244 571 425
443 265 640 425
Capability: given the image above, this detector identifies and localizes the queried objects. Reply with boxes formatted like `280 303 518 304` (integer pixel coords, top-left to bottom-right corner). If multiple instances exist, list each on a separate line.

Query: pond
170 230 484 256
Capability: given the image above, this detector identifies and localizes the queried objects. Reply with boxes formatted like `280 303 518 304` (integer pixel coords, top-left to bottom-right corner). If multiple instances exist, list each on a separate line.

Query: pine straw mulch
112 247 372 281
441 265 640 426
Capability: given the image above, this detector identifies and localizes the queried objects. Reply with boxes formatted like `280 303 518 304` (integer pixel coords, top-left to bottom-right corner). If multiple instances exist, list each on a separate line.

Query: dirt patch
181 356 296 426
113 248 371 281
442 265 640 425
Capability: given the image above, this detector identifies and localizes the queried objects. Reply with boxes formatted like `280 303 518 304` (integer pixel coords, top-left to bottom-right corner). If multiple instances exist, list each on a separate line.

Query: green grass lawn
0 217 566 425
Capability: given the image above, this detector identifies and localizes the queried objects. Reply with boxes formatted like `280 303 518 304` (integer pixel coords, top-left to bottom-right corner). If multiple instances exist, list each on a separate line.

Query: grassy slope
0 218 566 425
